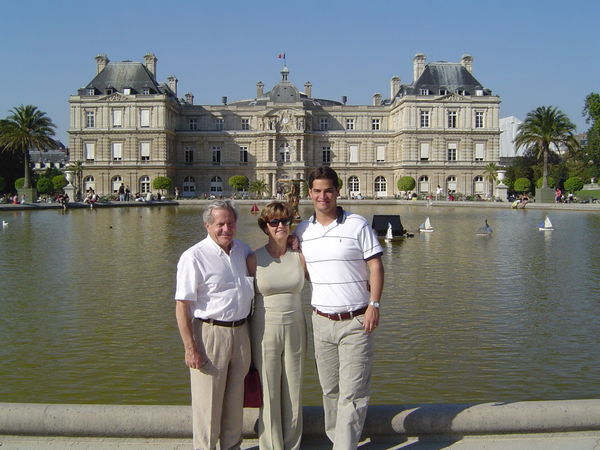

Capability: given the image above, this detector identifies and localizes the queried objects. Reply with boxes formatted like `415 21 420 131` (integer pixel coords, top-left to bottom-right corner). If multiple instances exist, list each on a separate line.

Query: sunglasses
267 218 292 227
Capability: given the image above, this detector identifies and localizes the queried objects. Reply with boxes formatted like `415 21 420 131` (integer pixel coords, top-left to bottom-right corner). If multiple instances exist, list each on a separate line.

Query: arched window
473 176 484 194
140 176 150 194
419 175 429 193
447 176 457 193
111 176 122 193
183 176 196 196
348 176 360 197
84 175 95 192
374 176 387 197
210 176 223 193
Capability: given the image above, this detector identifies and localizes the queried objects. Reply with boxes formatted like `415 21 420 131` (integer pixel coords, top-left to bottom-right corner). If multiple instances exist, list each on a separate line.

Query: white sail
419 217 434 232
538 216 554 231
544 216 553 228
385 222 393 241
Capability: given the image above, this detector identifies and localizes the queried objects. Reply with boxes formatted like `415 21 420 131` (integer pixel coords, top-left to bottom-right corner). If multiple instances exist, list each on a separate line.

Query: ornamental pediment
102 93 128 102
440 93 464 101
260 108 308 132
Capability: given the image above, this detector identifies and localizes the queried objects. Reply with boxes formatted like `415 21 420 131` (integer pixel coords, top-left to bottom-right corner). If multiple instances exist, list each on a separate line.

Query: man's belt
198 317 246 327
313 306 368 321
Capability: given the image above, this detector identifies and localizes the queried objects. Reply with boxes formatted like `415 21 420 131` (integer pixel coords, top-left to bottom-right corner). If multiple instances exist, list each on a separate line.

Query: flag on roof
277 53 285 59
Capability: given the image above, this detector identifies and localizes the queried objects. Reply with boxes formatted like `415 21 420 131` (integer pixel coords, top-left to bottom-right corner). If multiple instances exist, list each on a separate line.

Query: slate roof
77 61 175 97
395 62 491 100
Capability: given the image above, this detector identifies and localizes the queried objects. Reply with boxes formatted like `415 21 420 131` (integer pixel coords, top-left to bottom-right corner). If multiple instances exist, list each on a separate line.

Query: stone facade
69 53 500 198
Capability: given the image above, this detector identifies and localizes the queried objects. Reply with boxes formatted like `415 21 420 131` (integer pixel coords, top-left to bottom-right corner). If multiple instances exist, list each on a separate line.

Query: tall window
374 176 387 197
376 145 385 163
474 176 484 194
112 142 123 161
212 146 221 165
189 118 198 130
420 110 430 128
320 118 328 131
447 111 457 128
279 143 290 162
210 176 223 193
140 109 150 127
475 111 484 128
371 119 380 130
112 176 122 192
348 176 360 195
345 118 355 130
419 89 430 95
447 143 457 161
84 175 95 191
240 146 249 164
84 142 95 161
419 176 430 193
215 118 224 131
184 146 194 164
86 111 95 128
241 118 250 130
140 142 150 161
447 176 457 192
322 146 331 163
349 145 359 163
140 176 151 194
112 109 123 127
474 143 485 161
419 142 430 161
183 176 196 194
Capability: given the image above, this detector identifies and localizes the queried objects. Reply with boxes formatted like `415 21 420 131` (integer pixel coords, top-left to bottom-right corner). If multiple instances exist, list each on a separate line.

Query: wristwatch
368 301 380 308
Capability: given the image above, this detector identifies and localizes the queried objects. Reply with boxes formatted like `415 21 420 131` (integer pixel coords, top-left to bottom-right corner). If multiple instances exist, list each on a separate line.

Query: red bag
243 365 263 408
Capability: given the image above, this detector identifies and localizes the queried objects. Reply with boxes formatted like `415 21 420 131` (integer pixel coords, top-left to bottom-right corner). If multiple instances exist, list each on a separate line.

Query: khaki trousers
251 312 306 450
190 320 251 450
312 312 373 450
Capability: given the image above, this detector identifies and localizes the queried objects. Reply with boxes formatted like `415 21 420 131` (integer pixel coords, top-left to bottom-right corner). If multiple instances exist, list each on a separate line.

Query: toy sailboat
418 217 434 232
385 222 393 242
476 219 493 235
538 216 554 231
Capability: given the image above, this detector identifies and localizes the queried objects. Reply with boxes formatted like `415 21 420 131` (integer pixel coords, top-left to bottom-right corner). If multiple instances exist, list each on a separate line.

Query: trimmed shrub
536 176 556 189
513 177 532 193
15 177 25 190
52 175 68 191
397 176 416 192
36 177 53 195
228 175 249 192
153 176 172 191
564 176 584 193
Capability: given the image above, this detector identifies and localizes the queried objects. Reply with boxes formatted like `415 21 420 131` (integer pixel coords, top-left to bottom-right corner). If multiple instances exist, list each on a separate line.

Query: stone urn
496 169 507 186
64 170 74 186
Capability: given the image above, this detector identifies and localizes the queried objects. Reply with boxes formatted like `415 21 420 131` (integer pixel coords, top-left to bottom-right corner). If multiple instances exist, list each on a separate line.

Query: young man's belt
198 317 246 327
313 306 368 321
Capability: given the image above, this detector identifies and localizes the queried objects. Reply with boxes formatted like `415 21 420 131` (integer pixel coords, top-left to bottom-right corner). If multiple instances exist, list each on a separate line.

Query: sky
1 0 598 144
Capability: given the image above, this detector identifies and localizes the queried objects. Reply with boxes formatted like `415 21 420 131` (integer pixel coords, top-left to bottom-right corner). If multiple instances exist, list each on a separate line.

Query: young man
175 200 254 449
295 167 384 449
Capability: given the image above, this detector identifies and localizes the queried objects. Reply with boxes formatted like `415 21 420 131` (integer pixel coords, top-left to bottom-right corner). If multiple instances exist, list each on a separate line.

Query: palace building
68 53 500 198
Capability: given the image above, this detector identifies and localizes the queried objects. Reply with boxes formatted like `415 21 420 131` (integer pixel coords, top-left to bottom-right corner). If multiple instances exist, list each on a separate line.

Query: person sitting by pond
247 201 308 450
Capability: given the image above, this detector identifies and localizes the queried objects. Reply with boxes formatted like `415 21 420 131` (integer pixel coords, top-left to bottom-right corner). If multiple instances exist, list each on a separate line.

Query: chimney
413 53 426 82
144 53 157 77
342 96 347 105
304 82 312 98
222 96 228 105
372 93 382 106
185 93 194 105
167 75 178 95
95 54 109 74
256 81 264 98
390 76 400 99
461 54 473 73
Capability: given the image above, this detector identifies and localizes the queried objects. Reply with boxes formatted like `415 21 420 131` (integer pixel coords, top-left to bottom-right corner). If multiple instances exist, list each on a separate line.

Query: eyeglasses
267 218 291 227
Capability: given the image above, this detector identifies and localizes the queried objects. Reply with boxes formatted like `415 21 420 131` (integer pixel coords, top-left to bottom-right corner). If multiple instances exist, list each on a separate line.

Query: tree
536 176 556 189
581 93 600 179
0 105 59 189
228 175 249 192
52 174 68 192
36 177 53 195
514 106 578 190
484 162 498 196
513 177 531 193
153 176 172 194
249 179 269 198
564 176 584 193
0 175 5 192
397 176 416 192
68 160 84 198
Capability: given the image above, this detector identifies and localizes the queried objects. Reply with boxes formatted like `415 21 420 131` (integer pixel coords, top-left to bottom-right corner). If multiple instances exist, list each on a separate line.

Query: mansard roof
397 62 491 98
78 61 175 97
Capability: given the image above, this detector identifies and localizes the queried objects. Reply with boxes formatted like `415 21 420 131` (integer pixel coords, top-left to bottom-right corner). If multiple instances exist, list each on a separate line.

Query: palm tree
483 162 498 197
249 179 269 198
0 105 59 189
68 160 85 199
514 106 578 189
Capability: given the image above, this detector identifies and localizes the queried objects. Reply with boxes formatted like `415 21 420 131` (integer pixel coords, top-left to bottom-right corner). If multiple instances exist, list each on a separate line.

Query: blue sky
1 0 598 144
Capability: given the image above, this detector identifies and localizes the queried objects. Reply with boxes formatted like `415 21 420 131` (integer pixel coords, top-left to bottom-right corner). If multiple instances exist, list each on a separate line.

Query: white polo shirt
175 236 254 321
295 208 382 313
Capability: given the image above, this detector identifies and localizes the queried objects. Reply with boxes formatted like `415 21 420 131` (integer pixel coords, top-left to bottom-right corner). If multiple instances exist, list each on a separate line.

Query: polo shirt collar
310 206 346 224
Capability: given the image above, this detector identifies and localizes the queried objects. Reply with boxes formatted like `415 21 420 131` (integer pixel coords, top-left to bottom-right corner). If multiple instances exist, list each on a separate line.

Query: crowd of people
175 166 384 449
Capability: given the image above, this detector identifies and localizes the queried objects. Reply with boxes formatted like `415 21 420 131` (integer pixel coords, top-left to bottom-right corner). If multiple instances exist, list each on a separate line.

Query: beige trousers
190 320 251 450
251 312 306 450
312 312 373 450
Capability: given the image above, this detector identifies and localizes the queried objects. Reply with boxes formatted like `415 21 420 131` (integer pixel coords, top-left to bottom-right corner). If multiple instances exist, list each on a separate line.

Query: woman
247 202 307 450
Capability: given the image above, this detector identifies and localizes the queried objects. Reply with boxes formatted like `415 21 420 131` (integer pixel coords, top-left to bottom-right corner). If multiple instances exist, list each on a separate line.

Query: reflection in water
0 205 599 405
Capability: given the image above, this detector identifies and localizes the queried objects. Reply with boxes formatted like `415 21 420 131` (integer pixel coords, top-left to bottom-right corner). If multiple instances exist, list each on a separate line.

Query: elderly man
175 200 254 449
295 166 384 449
